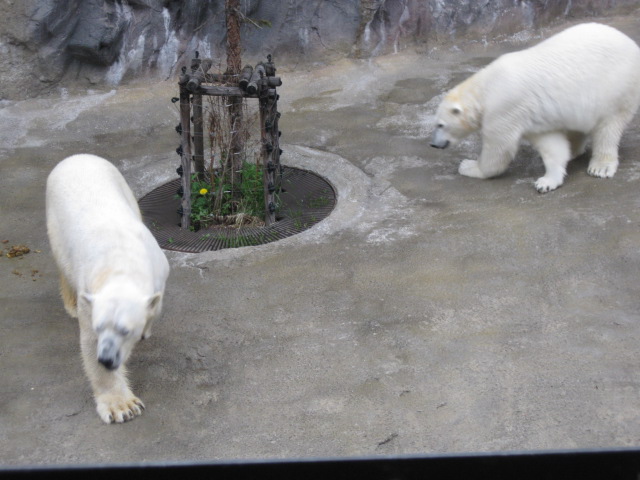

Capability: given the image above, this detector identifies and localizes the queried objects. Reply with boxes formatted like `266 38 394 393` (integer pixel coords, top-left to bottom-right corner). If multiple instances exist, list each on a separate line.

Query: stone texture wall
0 0 638 99
355 0 640 57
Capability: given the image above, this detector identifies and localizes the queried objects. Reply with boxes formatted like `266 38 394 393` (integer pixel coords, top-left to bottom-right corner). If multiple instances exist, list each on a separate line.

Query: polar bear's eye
117 326 131 336
437 123 444 128
451 107 462 115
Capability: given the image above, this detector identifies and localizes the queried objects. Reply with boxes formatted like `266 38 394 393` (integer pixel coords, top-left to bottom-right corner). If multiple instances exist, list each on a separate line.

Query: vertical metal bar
269 89 282 193
260 91 276 226
180 86 192 230
192 93 204 175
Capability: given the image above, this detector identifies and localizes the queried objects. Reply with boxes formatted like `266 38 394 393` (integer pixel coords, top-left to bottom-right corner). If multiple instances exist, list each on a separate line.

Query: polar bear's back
527 23 640 79
534 22 638 50
46 154 140 220
481 23 640 133
46 154 167 292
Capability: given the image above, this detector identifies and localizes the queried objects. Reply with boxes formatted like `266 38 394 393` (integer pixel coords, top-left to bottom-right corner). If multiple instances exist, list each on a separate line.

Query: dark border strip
2 449 640 480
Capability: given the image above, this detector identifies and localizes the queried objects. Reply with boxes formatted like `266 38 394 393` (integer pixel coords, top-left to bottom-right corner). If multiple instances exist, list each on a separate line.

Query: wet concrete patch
381 78 439 105
391 166 441 197
291 96 336 112
461 56 495 69
443 70 477 90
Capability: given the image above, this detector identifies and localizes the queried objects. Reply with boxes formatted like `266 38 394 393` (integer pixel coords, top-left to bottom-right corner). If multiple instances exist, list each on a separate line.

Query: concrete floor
2 13 640 467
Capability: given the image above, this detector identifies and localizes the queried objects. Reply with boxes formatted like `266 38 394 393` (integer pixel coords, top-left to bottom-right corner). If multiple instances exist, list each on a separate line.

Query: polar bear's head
430 83 481 149
82 289 162 371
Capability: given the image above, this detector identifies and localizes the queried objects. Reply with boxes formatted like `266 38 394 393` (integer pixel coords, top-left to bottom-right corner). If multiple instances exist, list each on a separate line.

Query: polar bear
46 154 170 423
430 23 640 192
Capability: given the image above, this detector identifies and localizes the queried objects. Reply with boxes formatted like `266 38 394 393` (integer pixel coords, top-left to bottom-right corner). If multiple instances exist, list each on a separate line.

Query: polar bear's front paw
535 176 562 193
587 159 618 178
96 393 145 424
458 159 485 178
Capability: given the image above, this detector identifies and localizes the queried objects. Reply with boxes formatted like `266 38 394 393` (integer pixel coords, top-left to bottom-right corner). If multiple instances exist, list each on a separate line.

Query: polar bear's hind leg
588 115 631 178
529 131 571 193
568 131 588 159
59 272 78 318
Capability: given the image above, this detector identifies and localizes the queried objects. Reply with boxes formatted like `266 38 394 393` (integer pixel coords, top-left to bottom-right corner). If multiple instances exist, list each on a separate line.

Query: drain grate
139 166 336 252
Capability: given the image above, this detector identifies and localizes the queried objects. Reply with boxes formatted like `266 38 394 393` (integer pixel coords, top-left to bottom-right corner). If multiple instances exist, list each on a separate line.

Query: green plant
237 161 266 218
188 162 268 229
189 174 215 228
286 208 302 219
185 91 270 230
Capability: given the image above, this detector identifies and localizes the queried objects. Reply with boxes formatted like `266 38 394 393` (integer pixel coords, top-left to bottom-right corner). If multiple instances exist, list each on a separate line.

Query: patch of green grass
189 162 267 228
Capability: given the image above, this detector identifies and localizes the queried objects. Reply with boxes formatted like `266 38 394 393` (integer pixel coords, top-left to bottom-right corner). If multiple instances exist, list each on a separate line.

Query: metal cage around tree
175 52 283 230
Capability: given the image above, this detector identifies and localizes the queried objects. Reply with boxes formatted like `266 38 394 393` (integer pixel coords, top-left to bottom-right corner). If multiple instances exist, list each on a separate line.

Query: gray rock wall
0 0 638 99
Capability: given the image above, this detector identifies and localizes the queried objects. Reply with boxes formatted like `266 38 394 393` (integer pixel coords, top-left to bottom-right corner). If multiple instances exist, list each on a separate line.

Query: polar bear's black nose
98 356 116 370
97 337 120 370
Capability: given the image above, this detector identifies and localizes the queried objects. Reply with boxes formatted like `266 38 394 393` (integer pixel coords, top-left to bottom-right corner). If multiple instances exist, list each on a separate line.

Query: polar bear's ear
147 293 162 310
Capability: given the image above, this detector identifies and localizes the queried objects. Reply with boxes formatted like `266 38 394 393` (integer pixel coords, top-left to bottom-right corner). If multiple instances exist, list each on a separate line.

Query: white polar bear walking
431 23 640 193
46 154 170 423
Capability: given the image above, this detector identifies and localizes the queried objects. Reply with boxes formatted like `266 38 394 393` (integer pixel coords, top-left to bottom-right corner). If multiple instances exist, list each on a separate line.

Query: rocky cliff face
0 0 637 99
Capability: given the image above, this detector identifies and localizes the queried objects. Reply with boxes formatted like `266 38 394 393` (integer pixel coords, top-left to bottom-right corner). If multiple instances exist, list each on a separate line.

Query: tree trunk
225 0 243 194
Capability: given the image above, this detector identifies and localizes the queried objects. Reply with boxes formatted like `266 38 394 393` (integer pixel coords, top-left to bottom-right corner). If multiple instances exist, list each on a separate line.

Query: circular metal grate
139 166 336 252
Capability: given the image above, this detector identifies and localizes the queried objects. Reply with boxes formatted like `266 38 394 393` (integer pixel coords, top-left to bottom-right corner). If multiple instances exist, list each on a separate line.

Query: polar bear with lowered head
431 23 640 193
46 154 170 423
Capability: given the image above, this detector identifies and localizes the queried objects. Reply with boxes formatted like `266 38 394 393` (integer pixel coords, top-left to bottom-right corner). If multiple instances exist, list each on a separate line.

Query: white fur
431 23 640 192
46 154 170 423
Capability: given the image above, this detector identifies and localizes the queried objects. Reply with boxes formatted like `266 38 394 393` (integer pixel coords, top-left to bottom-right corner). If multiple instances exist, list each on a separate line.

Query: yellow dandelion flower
199 188 208 195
